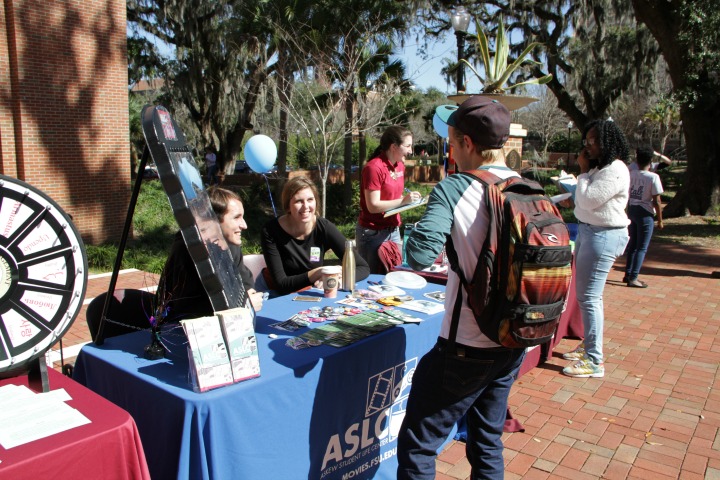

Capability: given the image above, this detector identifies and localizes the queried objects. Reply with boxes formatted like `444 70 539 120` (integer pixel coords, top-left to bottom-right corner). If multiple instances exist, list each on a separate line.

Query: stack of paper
383 195 429 217
181 316 234 392
0 385 90 448
397 299 445 315
551 170 577 198
216 307 261 383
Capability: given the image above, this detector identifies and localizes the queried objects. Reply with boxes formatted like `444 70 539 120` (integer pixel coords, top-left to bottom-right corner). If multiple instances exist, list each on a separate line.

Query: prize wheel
0 175 88 375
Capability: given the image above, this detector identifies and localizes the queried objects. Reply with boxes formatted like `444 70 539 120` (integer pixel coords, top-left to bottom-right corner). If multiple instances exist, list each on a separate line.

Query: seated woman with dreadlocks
562 120 630 379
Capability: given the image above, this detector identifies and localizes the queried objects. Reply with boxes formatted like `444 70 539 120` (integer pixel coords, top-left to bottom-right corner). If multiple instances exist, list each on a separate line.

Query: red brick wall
503 136 523 158
0 0 130 245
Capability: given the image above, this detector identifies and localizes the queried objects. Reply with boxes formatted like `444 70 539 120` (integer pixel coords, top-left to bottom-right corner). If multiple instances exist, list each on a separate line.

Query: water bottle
402 223 415 267
342 239 356 291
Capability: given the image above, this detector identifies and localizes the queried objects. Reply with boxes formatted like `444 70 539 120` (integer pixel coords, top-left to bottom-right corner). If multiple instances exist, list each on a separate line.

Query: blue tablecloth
73 275 450 480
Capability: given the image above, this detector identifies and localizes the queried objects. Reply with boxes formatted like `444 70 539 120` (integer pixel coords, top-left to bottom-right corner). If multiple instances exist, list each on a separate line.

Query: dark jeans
207 164 219 185
397 339 525 480
625 205 655 281
355 224 401 274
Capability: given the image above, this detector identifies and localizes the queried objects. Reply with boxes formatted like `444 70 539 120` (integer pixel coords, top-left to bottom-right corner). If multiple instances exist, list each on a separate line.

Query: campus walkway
50 242 720 479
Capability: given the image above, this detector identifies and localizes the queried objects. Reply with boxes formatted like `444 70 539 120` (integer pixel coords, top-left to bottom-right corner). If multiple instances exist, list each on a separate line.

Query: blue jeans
397 340 525 480
355 225 401 274
574 223 629 365
625 205 654 281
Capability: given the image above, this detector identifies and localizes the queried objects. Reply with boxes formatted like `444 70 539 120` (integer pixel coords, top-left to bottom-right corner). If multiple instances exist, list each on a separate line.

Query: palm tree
340 40 410 205
643 97 680 154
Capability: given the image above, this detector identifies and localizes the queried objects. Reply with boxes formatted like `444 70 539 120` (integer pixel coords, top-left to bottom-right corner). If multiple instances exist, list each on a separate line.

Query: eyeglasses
582 138 596 147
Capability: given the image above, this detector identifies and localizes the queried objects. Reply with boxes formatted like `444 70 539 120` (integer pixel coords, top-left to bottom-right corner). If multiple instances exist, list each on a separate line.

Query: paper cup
321 266 342 298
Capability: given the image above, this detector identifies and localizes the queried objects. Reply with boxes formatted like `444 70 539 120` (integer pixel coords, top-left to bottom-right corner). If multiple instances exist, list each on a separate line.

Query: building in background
0 0 130 244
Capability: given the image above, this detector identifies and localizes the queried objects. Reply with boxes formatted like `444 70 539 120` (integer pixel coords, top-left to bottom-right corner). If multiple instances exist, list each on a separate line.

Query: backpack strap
463 168 503 189
467 168 546 195
445 235 463 348
445 169 505 346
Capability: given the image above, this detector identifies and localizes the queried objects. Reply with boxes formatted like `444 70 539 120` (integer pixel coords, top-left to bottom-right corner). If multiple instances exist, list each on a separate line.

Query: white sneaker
563 358 604 378
562 342 585 361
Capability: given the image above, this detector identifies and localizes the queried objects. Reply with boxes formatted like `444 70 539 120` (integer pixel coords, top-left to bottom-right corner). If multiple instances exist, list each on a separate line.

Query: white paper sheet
0 385 91 449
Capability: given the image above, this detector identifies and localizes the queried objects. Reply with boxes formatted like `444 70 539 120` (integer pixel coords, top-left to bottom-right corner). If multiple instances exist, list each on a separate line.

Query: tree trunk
221 67 271 173
359 131 367 169
130 143 139 180
662 105 720 217
343 94 354 207
633 0 720 216
278 110 288 175
276 51 292 176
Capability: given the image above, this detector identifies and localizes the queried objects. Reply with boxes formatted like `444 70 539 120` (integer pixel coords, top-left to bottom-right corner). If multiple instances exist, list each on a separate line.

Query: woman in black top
261 176 369 294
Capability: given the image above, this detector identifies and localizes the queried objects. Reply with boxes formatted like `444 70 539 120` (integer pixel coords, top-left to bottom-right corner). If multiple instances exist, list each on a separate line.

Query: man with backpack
397 96 570 479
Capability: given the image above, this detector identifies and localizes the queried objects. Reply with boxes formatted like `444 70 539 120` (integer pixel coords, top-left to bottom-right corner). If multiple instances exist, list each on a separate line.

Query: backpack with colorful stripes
448 169 573 348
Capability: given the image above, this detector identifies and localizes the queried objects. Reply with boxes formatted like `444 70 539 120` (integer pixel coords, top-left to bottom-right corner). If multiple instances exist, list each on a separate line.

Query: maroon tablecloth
507 270 583 432
0 369 150 480
392 265 449 285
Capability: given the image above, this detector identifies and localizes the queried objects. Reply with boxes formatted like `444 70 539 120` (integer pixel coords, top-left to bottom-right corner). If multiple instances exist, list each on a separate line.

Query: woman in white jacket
563 120 630 378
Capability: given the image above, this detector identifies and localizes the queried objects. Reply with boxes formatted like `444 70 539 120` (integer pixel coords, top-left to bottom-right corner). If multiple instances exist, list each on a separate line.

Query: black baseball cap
445 96 511 149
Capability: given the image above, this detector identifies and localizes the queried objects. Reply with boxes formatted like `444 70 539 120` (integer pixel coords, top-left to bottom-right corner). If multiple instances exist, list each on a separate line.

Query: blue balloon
245 135 277 173
433 113 449 138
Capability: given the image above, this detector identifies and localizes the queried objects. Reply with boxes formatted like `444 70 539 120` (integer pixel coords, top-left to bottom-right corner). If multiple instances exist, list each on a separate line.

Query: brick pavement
46 269 159 369
438 243 720 479
50 243 720 479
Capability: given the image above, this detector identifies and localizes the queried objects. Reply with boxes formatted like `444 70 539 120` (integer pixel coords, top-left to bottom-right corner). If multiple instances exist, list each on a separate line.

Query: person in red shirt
356 125 421 273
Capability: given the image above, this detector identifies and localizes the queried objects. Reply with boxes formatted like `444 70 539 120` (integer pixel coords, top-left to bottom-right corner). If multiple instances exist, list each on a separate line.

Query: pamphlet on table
217 307 261 383
397 299 445 315
182 316 234 392
181 308 260 392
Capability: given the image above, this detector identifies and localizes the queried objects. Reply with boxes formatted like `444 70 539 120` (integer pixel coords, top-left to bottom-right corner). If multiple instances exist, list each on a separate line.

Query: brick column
504 124 526 156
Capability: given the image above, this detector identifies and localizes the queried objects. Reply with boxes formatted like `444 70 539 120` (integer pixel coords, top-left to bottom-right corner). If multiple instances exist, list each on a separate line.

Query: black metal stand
27 357 49 393
95 147 150 345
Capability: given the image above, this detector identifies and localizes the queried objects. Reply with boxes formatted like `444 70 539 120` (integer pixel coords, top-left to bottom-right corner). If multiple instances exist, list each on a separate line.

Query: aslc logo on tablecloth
320 358 417 478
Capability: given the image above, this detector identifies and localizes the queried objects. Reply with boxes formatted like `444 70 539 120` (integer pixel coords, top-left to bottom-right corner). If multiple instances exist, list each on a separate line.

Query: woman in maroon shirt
356 126 421 273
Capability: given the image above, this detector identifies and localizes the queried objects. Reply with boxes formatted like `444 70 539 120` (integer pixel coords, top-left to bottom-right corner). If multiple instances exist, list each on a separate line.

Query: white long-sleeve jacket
574 159 630 228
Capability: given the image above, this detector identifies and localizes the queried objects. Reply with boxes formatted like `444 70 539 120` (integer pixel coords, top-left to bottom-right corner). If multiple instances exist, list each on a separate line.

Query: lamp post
566 121 573 169
450 6 472 94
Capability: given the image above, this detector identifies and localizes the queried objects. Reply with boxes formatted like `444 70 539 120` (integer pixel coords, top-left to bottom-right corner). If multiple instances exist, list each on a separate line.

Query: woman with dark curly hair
562 120 630 378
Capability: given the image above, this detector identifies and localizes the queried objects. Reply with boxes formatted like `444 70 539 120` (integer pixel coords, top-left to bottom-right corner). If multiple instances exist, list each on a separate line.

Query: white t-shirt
629 161 660 172
629 169 663 214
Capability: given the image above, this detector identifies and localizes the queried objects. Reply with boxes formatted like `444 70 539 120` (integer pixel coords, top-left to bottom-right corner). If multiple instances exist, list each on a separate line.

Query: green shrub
87 177 432 273
86 182 177 273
